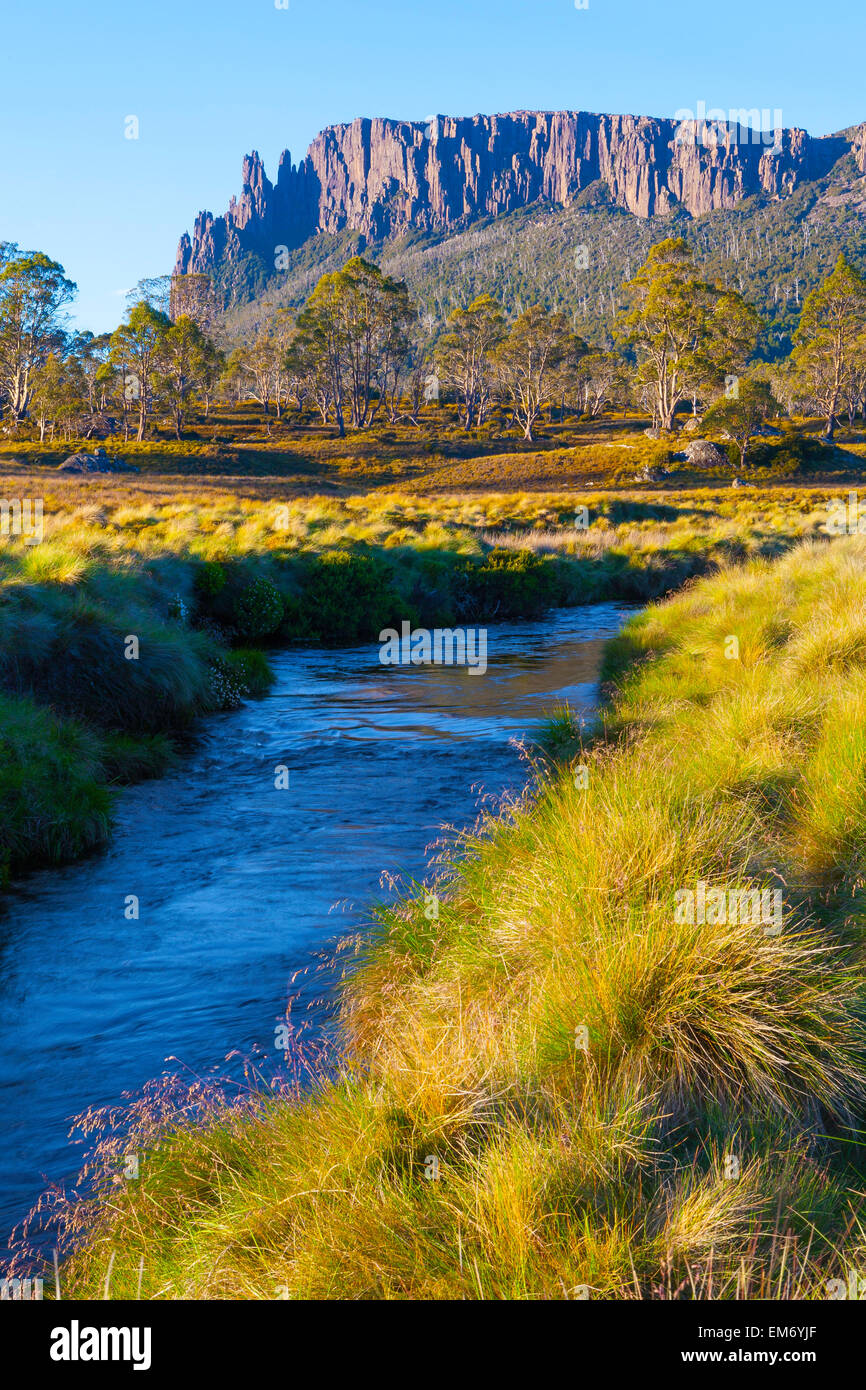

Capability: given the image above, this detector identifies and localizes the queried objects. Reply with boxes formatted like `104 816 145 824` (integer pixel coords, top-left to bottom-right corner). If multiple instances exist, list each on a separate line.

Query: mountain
173 110 866 350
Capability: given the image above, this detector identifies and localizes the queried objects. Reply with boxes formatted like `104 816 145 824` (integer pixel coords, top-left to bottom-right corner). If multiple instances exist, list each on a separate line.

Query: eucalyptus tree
296 257 413 434
703 377 777 471
575 351 627 419
109 301 172 440
618 238 760 429
792 255 866 438
494 304 585 440
155 314 218 439
0 248 76 422
436 294 506 429
29 353 88 441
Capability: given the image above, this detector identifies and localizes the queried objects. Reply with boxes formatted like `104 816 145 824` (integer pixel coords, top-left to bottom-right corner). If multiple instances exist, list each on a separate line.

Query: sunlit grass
36 533 866 1301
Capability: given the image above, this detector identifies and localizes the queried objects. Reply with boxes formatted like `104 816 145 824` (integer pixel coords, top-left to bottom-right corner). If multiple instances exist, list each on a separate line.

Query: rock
681 439 728 467
682 416 702 432
643 427 662 440
58 448 139 475
175 112 859 277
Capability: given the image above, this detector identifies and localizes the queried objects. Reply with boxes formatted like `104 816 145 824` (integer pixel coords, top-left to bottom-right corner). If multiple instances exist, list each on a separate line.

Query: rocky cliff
175 109 864 286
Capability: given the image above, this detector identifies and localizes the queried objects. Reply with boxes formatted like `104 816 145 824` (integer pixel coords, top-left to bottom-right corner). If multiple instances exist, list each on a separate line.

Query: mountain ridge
175 108 866 285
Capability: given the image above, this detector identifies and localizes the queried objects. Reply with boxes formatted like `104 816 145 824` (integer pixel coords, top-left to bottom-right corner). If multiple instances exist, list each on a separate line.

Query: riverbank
44 534 866 1299
0 606 628 1253
0 477 831 885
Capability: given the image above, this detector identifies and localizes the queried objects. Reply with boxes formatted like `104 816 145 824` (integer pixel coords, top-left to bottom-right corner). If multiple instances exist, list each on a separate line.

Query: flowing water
0 603 629 1250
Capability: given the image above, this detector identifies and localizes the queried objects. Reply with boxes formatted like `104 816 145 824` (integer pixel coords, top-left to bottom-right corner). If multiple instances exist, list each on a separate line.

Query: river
0 602 629 1252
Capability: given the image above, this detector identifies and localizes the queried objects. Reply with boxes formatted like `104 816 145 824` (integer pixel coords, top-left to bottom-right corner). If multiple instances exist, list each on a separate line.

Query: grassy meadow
5 406 866 1301
0 401 861 882
39 534 866 1299
0 424 850 884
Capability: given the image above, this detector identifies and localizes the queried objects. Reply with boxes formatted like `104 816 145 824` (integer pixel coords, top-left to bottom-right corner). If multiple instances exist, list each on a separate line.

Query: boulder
678 438 728 468
58 448 139 475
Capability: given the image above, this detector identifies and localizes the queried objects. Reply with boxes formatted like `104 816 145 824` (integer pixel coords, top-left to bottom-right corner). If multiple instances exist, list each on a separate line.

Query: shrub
460 546 558 619
194 561 227 599
749 431 836 475
208 657 246 710
232 576 284 640
296 551 402 644
225 647 276 697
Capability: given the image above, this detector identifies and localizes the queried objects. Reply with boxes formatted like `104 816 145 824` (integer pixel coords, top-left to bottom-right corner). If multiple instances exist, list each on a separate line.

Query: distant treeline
2 234 866 461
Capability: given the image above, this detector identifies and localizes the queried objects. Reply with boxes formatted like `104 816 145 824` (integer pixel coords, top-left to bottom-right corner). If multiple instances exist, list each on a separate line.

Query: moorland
5 231 866 1300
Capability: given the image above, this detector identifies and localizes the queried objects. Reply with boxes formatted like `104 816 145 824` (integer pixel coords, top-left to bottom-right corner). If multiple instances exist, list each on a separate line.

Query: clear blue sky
2 0 862 332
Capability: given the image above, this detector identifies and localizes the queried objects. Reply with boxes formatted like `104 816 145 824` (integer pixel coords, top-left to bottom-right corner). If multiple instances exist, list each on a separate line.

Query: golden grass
33 533 866 1301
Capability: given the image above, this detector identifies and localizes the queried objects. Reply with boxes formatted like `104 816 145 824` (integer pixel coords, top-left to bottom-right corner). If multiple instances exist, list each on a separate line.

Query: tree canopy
617 237 760 430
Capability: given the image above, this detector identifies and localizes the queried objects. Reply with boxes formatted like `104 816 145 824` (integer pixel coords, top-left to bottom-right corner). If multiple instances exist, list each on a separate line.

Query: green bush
749 430 836 475
207 657 246 709
292 551 403 644
232 576 284 640
225 647 276 697
194 561 227 599
460 547 558 619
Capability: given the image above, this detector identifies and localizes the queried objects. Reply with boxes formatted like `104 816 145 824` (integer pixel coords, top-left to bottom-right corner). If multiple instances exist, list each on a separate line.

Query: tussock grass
0 694 112 878
43 535 866 1300
0 498 284 879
